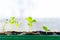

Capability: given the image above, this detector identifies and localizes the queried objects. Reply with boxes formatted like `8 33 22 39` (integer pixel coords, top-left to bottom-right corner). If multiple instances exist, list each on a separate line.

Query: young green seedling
25 16 36 32
42 26 50 34
2 19 8 32
15 21 20 31
9 17 16 24
9 17 20 31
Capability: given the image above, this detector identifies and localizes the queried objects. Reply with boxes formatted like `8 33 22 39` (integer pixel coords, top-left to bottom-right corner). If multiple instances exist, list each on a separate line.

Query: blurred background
0 0 60 32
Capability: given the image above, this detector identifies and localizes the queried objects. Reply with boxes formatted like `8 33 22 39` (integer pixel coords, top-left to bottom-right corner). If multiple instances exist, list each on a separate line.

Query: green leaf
32 20 36 22
27 17 32 20
25 17 32 22
25 17 32 20
25 16 37 27
42 26 49 32
9 20 15 24
9 17 16 24
15 23 20 27
28 23 32 26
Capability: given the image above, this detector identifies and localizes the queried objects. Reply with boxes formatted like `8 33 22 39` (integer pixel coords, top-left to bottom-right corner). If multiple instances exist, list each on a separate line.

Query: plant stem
10 25 13 31
3 23 6 32
30 27 32 32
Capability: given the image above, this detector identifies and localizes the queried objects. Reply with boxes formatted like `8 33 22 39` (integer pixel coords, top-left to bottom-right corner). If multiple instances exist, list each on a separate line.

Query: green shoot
42 26 50 34
3 19 8 32
32 20 36 22
25 16 36 26
9 17 20 31
15 22 20 27
28 23 32 27
9 17 16 24
25 16 36 32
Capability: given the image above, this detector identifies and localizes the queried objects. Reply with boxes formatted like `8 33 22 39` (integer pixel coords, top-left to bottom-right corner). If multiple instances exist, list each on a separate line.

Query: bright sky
0 0 60 18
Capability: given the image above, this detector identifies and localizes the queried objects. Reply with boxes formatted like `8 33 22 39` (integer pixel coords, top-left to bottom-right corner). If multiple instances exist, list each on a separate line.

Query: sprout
9 17 16 24
8 17 20 32
2 16 20 32
15 22 20 27
25 16 36 32
42 26 50 34
3 19 8 32
25 17 36 26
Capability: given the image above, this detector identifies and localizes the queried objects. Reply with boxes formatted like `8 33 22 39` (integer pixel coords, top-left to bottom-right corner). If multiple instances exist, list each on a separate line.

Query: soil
55 32 60 35
0 31 59 35
0 32 6 35
39 31 54 35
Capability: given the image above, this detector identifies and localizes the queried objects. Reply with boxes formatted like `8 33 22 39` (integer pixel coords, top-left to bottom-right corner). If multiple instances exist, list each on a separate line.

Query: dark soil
55 32 60 35
39 31 54 35
0 31 59 35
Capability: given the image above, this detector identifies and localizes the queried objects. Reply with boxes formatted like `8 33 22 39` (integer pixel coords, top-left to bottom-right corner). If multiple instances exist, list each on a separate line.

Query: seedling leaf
28 23 32 26
42 26 49 32
9 17 16 24
25 17 32 23
32 20 36 22
15 23 20 27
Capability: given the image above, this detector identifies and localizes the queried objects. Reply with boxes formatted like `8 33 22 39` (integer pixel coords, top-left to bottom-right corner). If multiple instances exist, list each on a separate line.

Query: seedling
2 19 8 32
25 16 36 32
9 17 20 31
3 17 20 32
42 26 50 34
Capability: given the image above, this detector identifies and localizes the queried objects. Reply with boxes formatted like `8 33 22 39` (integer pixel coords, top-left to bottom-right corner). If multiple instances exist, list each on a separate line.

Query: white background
27 0 60 18
0 0 60 18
